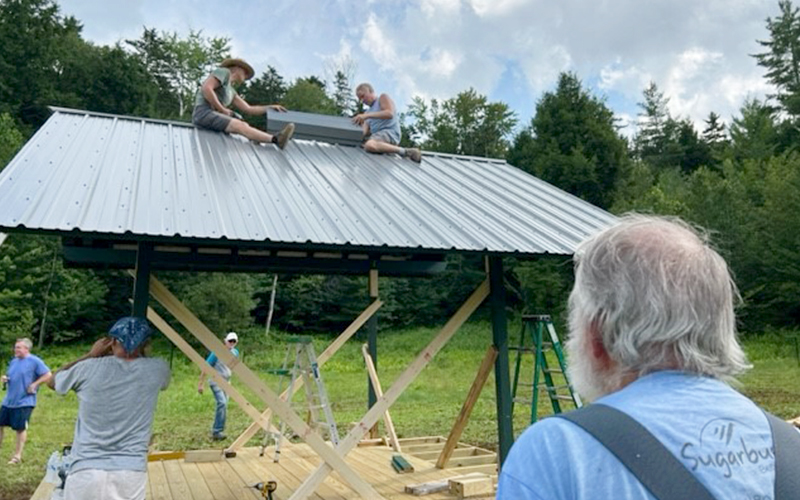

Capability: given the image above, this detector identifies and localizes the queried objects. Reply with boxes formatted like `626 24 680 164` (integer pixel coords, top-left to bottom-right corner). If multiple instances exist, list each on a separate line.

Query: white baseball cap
225 332 238 342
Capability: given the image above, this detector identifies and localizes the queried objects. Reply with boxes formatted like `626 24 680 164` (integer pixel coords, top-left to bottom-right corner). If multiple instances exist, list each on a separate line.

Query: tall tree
0 0 84 129
127 28 231 119
754 0 800 117
282 77 338 115
331 70 356 116
240 66 287 130
729 98 780 163
508 72 628 208
0 113 24 171
633 82 683 168
405 89 516 158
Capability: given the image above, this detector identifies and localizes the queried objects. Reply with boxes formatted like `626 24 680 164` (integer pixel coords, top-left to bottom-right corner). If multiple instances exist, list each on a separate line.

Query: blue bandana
109 317 152 353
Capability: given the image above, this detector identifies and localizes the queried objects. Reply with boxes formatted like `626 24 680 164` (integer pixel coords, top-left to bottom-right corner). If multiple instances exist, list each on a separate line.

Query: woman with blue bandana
47 317 170 500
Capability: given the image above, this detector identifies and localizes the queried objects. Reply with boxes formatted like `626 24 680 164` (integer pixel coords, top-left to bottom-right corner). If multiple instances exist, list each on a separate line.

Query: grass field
1 321 798 499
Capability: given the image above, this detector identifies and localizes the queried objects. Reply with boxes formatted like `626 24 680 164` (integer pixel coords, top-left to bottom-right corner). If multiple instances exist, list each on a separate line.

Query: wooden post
132 242 152 318
289 279 490 500
228 298 383 452
361 343 401 452
488 256 513 466
265 274 278 337
145 274 382 499
436 345 498 469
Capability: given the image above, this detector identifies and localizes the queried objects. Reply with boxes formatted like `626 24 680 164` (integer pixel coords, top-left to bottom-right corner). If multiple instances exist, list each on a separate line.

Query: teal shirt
194 67 237 108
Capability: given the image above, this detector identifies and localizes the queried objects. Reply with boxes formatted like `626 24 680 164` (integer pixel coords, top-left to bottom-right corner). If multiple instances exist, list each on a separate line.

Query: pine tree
754 0 800 117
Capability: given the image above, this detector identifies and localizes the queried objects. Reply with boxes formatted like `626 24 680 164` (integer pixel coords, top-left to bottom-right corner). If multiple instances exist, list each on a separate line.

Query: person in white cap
198 332 239 440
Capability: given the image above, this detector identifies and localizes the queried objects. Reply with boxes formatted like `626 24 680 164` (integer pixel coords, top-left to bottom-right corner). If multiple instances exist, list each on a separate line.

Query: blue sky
57 0 776 137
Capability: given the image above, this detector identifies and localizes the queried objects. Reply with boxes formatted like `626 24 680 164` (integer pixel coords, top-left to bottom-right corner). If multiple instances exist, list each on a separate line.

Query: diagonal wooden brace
145 274 383 499
362 343 401 453
147 306 282 436
228 299 383 452
289 279 490 500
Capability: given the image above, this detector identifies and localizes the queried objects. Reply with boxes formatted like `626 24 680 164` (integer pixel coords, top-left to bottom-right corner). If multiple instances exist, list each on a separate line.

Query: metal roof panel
0 108 616 255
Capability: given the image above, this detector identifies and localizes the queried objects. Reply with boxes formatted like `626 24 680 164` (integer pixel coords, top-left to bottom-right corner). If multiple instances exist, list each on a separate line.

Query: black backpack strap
763 411 800 500
556 404 716 500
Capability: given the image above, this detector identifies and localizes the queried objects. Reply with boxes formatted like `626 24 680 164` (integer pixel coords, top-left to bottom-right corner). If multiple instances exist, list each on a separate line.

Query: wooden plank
210 460 261 500
144 277 380 499
449 476 493 498
228 298 383 452
162 459 193 500
180 462 216 500
436 346 498 468
443 463 498 476
184 450 224 463
404 479 449 496
397 436 446 446
440 455 497 468
237 447 307 500
362 343 401 452
278 445 350 499
148 460 173 500
29 481 55 500
414 447 478 461
290 279 490 500
149 451 186 461
195 461 239 500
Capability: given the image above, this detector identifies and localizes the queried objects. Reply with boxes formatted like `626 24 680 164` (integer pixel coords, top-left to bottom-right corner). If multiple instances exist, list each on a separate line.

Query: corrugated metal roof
0 108 616 256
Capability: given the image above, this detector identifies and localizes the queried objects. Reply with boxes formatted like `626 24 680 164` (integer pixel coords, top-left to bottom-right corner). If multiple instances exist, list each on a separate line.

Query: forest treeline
0 0 798 345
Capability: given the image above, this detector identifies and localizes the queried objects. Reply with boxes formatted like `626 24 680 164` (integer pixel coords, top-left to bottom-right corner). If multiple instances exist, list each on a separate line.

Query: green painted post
489 256 513 466
132 242 152 319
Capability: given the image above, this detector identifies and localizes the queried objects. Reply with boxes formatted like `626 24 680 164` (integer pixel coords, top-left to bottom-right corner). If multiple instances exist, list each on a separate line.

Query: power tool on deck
249 480 277 500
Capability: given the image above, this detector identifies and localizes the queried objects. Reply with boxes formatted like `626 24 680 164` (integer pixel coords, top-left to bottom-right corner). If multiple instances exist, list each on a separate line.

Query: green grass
2 322 799 499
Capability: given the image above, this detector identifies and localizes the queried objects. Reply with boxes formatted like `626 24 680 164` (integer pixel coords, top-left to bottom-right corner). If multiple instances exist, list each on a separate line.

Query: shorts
64 469 147 500
369 130 400 145
0 405 33 431
192 104 232 132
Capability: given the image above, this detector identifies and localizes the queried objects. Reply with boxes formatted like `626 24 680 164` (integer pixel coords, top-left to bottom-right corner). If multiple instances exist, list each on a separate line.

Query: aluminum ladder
261 337 340 461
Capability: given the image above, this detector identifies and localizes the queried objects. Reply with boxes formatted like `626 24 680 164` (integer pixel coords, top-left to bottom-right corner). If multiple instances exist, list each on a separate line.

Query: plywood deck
30 438 497 499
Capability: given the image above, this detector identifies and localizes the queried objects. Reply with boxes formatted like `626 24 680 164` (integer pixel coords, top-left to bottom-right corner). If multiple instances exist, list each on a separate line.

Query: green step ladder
511 314 582 423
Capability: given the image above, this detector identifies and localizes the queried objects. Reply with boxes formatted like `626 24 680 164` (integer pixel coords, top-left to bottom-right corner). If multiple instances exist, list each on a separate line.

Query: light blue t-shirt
498 371 775 499
206 347 239 385
2 354 50 408
55 356 170 473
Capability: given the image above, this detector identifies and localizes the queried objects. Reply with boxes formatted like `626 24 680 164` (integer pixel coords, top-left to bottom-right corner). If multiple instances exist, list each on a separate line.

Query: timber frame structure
0 108 616 499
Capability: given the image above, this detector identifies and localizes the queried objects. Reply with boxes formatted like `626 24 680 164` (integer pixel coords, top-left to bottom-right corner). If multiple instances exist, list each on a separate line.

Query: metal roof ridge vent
265 110 364 147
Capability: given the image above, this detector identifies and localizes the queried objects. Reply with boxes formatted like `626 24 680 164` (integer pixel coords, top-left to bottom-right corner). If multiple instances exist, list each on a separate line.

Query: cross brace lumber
289 279 490 499
143 273 382 499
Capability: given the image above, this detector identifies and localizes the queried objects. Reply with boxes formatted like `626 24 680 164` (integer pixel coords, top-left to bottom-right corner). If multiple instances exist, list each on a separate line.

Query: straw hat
220 58 255 80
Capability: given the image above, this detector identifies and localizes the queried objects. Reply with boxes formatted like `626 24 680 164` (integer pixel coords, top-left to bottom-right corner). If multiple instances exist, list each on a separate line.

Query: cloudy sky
57 0 777 135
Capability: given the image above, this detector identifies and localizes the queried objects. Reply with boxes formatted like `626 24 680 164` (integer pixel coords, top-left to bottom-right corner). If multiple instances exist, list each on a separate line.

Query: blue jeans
210 383 228 435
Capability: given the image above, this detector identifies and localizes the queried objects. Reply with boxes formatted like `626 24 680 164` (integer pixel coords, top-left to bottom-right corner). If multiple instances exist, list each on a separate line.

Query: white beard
565 328 623 403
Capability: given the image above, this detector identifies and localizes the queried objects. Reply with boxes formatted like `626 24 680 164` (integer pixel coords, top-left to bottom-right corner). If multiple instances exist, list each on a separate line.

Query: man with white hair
0 337 51 464
498 214 800 499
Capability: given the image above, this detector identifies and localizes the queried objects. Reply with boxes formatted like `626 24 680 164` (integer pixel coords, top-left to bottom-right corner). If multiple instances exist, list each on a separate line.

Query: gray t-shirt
55 356 170 473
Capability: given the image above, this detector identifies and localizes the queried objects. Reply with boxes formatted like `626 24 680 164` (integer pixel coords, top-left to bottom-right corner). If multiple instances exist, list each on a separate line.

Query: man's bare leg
12 429 26 462
226 120 296 149
364 139 422 163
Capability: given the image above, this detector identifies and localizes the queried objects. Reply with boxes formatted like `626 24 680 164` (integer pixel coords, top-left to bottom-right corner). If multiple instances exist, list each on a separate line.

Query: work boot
406 148 422 163
211 432 227 441
276 123 295 150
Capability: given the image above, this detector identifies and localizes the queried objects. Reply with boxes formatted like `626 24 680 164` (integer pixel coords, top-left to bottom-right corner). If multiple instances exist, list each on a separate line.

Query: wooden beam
146 306 280 435
437 345 498 468
145 274 382 499
361 343 401 452
367 267 379 436
289 279 490 500
228 298 383 452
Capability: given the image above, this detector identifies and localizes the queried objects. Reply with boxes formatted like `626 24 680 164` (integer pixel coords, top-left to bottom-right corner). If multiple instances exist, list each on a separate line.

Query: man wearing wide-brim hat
193 57 295 149
47 317 170 500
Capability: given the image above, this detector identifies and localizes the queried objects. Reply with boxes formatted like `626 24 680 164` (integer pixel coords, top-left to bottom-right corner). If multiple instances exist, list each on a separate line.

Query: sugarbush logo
680 418 774 479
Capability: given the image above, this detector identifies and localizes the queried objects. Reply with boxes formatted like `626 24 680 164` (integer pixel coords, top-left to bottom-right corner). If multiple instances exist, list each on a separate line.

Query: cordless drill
249 480 277 500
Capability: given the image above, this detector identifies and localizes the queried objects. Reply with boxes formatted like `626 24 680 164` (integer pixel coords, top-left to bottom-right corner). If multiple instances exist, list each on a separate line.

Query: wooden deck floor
30 438 497 499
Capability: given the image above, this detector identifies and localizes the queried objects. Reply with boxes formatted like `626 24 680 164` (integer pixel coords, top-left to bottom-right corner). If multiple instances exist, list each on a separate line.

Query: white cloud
57 0 778 132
